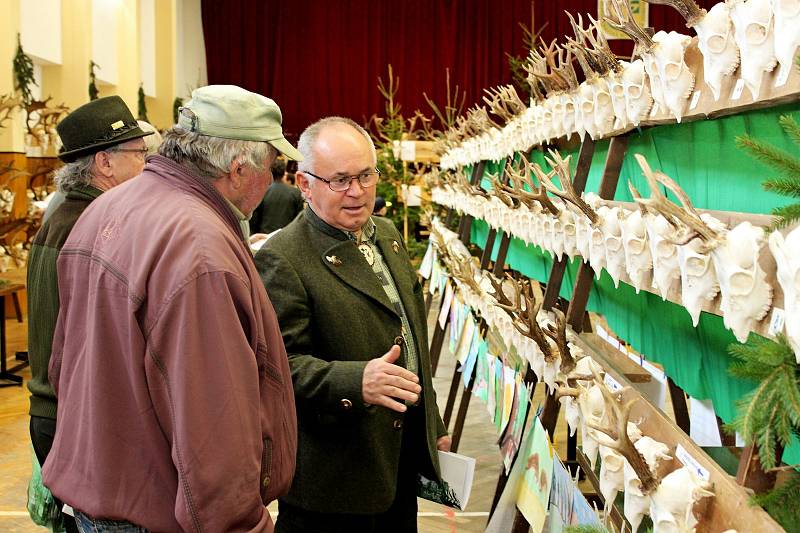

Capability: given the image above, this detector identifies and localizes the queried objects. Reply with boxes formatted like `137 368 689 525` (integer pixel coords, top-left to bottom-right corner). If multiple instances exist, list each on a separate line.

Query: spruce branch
771 204 800 229
751 470 800 532
728 335 800 471
763 176 800 198
736 136 800 179
780 114 800 146
13 34 37 106
89 61 100 101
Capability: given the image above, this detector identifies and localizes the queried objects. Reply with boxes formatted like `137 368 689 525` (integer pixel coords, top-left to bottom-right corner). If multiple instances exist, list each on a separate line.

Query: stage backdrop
202 0 718 141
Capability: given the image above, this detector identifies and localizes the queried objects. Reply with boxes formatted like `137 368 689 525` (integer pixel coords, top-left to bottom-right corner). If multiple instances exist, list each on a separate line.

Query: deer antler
586 368 661 494
536 151 599 225
644 0 706 28
633 154 721 248
489 174 518 209
488 275 556 361
0 94 22 129
603 0 656 54
628 181 648 216
451 253 483 296
545 308 577 375
506 159 560 215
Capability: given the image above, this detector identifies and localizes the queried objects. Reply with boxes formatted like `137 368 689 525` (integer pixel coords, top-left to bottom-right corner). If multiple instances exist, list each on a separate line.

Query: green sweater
27 185 102 419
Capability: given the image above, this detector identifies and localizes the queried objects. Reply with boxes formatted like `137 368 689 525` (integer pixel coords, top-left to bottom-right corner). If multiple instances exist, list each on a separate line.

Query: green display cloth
468 102 800 463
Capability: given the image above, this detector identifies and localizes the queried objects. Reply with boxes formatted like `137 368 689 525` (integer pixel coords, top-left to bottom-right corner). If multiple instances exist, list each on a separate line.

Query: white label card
675 443 711 481
604 374 623 392
731 78 745 101
650 103 660 117
438 282 454 329
768 307 785 336
689 90 701 110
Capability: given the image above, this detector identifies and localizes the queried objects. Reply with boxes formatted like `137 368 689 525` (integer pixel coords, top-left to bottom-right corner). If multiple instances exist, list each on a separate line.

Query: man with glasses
27 96 152 533
256 116 450 532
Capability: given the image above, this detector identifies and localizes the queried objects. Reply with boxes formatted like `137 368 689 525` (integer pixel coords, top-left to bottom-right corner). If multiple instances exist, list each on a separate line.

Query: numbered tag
689 90 702 110
604 374 623 392
775 66 791 88
675 444 711 481
769 308 785 336
731 79 745 101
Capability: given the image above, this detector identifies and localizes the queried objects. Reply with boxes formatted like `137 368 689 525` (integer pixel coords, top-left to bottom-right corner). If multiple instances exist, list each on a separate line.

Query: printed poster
550 453 575 526
500 377 531 474
462 326 481 388
570 485 602 527
454 315 475 366
486 354 498 419
516 417 554 533
418 243 434 279
473 341 490 402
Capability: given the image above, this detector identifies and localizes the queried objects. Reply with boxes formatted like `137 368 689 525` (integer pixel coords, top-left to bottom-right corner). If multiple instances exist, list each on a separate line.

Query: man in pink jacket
44 85 299 532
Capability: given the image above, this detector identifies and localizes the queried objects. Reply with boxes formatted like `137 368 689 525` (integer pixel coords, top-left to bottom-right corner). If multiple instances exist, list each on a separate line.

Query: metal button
393 419 403 430
340 398 353 410
393 335 404 346
262 476 270 488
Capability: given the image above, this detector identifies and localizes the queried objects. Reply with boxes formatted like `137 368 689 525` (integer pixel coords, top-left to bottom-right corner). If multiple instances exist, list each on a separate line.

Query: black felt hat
57 96 154 163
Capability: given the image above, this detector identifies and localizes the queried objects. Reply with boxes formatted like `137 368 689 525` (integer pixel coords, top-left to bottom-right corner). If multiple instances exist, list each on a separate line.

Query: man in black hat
26 95 152 533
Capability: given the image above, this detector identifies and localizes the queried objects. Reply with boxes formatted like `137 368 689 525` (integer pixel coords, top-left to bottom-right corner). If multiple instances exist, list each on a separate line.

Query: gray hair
158 127 277 180
55 153 96 193
297 116 376 175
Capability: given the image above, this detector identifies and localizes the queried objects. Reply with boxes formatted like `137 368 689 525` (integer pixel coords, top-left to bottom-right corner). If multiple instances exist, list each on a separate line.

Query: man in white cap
44 85 300 532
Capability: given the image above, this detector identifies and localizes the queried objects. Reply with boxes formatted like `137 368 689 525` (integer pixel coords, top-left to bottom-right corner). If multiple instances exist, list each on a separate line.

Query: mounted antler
0 94 22 129
603 0 656 55
483 85 526 125
628 181 648 217
545 308 577 376
489 174 518 209
506 159 560 215
450 253 483 296
536 151 599 225
488 275 556 361
633 154 721 248
586 368 661 494
644 0 706 28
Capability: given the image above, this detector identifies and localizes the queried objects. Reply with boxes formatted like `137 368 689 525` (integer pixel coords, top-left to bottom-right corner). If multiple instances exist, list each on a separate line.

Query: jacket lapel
321 240 397 317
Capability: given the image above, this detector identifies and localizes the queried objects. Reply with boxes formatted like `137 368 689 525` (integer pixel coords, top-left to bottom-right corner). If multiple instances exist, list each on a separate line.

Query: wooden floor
0 271 548 532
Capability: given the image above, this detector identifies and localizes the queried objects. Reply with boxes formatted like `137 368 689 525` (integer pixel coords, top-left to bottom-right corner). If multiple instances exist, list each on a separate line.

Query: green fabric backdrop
467 103 800 462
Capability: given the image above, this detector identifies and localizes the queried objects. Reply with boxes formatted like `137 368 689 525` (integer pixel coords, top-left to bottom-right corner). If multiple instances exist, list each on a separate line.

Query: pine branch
779 115 800 147
728 335 800 471
771 203 800 229
752 470 800 532
763 176 800 198
736 136 800 179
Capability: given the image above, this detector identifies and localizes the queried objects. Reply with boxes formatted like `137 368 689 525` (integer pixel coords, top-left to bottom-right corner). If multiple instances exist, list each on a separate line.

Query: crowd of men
27 85 448 533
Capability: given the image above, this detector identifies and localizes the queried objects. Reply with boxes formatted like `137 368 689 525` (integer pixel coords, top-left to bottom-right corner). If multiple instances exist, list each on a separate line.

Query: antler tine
519 286 557 362
586 368 661 494
488 273 518 317
451 253 483 295
644 0 706 28
633 154 719 246
508 160 560 215
540 152 599 225
628 180 648 216
586 14 622 74
489 174 517 208
603 0 656 53
545 308 576 375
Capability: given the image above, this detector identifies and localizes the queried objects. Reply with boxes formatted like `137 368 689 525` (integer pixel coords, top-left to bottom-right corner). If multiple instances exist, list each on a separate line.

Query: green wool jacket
27 185 103 419
255 208 446 514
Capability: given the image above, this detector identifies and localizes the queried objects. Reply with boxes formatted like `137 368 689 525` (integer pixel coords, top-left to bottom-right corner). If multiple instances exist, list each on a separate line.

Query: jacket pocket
260 437 273 502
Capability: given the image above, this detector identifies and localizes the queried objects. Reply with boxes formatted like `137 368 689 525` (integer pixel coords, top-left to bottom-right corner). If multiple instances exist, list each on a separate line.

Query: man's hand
436 435 452 452
362 345 420 413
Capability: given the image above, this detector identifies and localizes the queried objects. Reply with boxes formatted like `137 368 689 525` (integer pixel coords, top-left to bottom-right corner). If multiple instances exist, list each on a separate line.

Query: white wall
176 0 207 99
139 0 156 96
20 0 62 65
92 0 118 85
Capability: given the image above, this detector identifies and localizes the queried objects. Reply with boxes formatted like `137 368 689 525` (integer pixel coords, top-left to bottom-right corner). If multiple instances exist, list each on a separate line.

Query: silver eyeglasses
304 169 381 192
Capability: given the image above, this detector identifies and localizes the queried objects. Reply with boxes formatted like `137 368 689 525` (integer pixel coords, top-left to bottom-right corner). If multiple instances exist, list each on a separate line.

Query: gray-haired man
43 85 299 532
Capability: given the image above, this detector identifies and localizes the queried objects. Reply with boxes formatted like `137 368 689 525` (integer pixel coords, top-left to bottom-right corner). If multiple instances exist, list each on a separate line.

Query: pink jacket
44 156 297 532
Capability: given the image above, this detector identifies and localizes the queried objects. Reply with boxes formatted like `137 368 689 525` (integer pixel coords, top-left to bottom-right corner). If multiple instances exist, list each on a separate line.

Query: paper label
689 90 701 110
775 66 791 88
400 140 416 161
768 307 785 336
604 374 623 392
596 324 608 340
438 282 454 329
650 103 660 117
675 443 710 481
731 78 745 101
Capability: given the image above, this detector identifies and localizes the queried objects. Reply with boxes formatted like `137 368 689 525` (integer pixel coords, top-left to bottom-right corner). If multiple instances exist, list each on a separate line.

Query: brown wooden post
542 138 596 311
736 444 781 494
667 376 691 434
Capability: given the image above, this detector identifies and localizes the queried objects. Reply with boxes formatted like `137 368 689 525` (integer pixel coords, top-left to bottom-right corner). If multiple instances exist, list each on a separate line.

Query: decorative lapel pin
325 255 342 266
392 241 400 253
358 244 375 266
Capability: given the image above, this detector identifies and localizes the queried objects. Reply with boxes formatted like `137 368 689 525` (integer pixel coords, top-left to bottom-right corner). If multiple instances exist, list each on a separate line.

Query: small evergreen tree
172 97 183 125
13 33 36 106
137 84 149 122
89 61 100 101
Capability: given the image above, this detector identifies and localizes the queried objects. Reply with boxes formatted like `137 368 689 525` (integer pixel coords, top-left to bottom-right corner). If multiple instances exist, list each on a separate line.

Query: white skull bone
769 227 800 358
730 0 777 100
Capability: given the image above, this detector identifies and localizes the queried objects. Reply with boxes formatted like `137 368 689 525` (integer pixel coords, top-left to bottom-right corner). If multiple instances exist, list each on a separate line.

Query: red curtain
202 0 533 141
202 1 720 141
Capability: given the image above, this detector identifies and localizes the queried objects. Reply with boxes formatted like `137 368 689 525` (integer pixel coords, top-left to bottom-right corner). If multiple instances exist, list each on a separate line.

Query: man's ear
296 172 313 202
93 151 113 178
228 159 244 190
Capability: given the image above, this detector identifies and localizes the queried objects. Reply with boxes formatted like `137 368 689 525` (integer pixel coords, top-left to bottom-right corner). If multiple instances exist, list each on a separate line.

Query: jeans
74 512 148 533
29 416 79 533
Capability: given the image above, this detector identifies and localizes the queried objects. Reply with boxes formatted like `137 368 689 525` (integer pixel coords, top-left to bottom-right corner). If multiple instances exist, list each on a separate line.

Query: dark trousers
275 408 425 533
30 415 80 533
